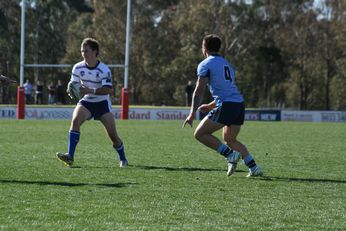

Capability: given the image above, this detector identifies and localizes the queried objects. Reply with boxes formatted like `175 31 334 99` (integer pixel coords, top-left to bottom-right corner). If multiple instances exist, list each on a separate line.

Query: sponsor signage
320 111 346 122
281 110 346 122
281 110 317 122
112 108 192 120
244 111 260 121
245 110 281 121
0 106 192 120
0 107 16 118
0 107 73 120
1 106 345 122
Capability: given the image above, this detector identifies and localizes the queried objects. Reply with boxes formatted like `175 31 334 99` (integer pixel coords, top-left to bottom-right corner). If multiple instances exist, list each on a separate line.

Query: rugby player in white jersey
56 38 128 167
183 34 262 177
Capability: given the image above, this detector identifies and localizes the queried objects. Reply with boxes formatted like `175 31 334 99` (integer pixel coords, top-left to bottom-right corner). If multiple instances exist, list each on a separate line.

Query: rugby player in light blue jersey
56 38 128 168
183 34 262 177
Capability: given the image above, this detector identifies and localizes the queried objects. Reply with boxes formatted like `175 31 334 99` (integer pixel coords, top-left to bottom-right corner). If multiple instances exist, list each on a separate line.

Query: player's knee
194 130 203 141
70 118 82 130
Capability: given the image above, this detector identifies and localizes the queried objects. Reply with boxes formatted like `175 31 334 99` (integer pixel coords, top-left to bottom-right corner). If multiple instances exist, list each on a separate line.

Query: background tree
1 0 346 109
314 0 346 110
0 1 21 103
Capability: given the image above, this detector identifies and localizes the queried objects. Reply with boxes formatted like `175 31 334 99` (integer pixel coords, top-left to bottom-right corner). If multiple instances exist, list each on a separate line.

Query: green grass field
0 120 345 230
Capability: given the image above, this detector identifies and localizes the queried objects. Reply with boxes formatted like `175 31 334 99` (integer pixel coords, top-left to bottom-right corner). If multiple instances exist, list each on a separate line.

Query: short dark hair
81 38 99 56
203 34 221 52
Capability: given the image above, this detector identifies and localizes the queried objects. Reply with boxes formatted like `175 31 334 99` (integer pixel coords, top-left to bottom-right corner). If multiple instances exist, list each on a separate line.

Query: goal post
18 0 132 120
17 0 26 119
121 0 132 120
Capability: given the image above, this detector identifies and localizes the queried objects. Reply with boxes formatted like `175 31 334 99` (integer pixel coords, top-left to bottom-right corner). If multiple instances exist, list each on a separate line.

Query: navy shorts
78 99 112 120
207 102 245 126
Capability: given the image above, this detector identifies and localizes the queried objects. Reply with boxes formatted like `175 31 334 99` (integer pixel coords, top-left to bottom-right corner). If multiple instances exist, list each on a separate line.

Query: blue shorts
207 102 245 126
78 99 112 120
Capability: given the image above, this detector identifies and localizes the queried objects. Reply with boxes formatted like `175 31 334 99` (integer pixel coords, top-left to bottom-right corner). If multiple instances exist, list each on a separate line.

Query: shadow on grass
57 164 123 169
253 176 346 184
69 165 112 169
0 179 137 188
70 165 135 169
133 164 246 173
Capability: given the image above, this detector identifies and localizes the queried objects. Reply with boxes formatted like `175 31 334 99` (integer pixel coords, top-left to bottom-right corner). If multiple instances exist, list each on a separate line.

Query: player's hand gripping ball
67 81 82 101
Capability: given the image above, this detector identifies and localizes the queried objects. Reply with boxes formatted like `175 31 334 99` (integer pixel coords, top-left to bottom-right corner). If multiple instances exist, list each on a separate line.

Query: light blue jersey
197 55 243 105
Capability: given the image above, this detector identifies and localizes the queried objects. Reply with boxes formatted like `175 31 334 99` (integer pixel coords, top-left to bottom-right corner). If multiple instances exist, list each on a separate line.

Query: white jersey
71 60 112 102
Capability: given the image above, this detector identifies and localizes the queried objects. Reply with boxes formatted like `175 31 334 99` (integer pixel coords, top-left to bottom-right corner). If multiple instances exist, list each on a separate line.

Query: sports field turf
0 120 345 230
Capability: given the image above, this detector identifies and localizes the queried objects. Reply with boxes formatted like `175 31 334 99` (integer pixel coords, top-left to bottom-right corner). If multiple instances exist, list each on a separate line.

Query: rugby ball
67 81 82 101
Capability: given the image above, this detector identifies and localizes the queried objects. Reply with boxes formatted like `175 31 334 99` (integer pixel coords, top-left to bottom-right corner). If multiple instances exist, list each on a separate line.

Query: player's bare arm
198 100 216 113
183 76 208 127
80 85 112 95
0 74 17 85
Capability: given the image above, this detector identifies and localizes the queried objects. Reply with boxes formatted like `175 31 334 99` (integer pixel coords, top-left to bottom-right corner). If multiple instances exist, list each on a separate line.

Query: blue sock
68 130 80 159
114 143 127 161
217 144 233 157
243 154 257 172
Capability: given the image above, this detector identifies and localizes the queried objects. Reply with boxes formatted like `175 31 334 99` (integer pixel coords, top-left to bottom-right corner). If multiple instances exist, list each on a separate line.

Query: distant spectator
185 80 194 106
23 79 33 104
35 80 43 104
48 81 56 104
56 80 66 104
